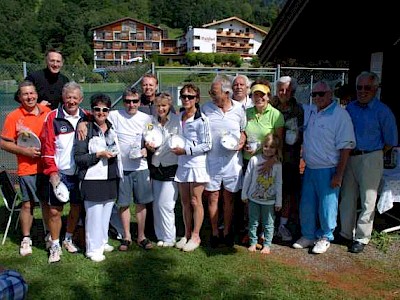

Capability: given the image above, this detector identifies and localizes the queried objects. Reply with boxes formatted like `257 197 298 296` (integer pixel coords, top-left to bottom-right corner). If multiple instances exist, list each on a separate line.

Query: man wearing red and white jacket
41 81 88 263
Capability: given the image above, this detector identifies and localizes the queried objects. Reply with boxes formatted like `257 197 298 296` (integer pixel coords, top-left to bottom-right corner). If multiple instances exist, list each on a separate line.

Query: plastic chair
0 170 22 245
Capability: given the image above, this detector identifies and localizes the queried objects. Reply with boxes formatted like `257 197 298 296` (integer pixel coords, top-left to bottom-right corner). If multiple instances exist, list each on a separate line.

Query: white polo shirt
201 99 246 178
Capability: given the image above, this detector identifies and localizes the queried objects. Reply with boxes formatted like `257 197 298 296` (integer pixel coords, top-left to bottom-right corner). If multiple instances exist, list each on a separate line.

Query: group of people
1 48 397 263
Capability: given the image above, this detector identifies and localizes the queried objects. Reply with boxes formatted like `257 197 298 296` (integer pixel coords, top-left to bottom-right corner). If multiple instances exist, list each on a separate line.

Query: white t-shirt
108 109 152 171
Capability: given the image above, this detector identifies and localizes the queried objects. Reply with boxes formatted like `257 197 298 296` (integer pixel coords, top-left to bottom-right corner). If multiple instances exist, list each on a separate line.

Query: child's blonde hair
263 133 282 161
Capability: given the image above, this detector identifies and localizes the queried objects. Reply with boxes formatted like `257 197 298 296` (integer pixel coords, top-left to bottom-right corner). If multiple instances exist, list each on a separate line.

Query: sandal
138 238 153 250
118 239 131 251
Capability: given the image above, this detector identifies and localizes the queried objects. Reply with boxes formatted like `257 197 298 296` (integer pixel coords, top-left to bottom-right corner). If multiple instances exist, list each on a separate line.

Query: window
122 21 136 32
114 32 121 40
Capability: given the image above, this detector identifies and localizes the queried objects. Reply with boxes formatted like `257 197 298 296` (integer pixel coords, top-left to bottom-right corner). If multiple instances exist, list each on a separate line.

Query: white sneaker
48 244 61 263
162 241 175 247
182 239 200 252
157 241 164 247
63 238 79 253
104 244 114 252
20 237 32 256
277 225 293 241
292 237 315 249
89 254 105 262
175 237 188 249
312 238 330 254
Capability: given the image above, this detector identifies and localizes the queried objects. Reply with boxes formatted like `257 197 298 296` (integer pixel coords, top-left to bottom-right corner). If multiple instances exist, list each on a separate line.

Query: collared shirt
202 99 246 177
303 101 356 169
346 97 398 151
235 95 253 109
244 104 285 160
1 104 51 176
177 109 212 168
62 108 81 129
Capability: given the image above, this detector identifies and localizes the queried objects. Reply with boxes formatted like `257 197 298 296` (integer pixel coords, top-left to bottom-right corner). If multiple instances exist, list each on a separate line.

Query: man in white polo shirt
202 75 246 248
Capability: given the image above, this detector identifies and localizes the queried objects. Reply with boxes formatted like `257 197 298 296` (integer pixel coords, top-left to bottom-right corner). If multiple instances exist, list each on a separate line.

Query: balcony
136 33 145 40
104 33 113 40
162 47 178 54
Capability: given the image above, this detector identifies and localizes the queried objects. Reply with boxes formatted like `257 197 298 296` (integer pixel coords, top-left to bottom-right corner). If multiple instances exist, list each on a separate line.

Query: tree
185 52 197 66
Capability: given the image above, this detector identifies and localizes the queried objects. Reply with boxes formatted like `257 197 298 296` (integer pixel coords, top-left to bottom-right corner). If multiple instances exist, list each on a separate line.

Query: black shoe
224 232 235 247
334 234 352 247
210 235 220 248
350 241 365 253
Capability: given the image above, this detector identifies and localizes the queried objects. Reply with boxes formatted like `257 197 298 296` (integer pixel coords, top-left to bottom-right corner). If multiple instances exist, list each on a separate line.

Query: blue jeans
300 167 339 241
248 201 275 247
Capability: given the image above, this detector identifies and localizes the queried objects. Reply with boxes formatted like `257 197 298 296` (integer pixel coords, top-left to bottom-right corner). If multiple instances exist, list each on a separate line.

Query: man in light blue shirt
292 80 355 254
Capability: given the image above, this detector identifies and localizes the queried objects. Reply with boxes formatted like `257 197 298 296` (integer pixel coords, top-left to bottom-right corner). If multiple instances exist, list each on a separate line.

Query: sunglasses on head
93 106 110 113
123 99 140 104
356 85 373 91
180 94 196 100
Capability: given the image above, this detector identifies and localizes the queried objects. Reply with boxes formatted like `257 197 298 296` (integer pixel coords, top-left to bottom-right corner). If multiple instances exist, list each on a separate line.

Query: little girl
241 133 282 254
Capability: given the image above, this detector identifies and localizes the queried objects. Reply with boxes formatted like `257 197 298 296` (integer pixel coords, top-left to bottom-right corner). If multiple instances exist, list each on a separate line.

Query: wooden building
257 0 399 131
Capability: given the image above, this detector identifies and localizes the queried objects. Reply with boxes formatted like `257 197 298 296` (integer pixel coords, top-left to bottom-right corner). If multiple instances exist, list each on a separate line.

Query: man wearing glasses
108 88 154 251
292 80 355 254
339 71 398 253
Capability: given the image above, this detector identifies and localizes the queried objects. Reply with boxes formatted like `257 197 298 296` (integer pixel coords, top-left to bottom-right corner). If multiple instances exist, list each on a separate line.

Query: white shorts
174 166 210 183
205 174 242 193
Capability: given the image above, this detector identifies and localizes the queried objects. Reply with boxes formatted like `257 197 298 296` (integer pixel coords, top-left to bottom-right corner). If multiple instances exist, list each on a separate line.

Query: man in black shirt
25 49 69 110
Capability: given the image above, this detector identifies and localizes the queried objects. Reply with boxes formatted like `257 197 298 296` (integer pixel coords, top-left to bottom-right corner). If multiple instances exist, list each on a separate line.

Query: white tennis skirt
174 166 210 183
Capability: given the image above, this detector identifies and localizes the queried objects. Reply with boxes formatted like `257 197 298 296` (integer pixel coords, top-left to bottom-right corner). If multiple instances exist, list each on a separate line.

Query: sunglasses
311 91 327 97
180 94 196 100
356 85 373 91
93 106 110 113
123 99 140 104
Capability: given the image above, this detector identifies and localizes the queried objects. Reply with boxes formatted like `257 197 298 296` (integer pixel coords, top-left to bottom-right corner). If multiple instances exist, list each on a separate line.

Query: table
377 148 400 233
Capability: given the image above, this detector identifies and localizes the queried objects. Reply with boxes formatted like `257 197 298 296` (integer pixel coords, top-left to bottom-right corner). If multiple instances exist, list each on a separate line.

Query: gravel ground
267 232 400 299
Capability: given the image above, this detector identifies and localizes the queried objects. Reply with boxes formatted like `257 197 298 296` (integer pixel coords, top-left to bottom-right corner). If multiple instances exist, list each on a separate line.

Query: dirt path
270 240 400 299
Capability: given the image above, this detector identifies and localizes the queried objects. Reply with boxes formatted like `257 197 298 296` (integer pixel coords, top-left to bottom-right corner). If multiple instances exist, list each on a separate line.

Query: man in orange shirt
0 80 51 256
